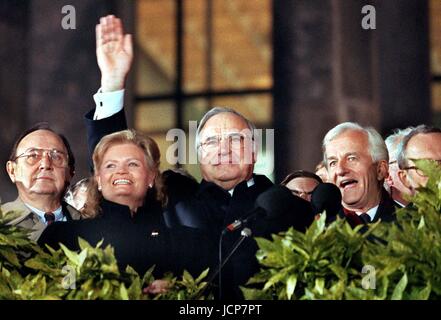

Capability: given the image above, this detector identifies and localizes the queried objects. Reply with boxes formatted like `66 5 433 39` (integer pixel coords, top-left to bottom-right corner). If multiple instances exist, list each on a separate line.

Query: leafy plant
241 214 378 300
359 159 441 299
243 159 441 300
0 205 212 300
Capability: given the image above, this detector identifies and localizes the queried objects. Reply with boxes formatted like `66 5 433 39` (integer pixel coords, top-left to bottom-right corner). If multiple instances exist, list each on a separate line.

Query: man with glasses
1 123 80 241
384 127 414 207
397 125 441 197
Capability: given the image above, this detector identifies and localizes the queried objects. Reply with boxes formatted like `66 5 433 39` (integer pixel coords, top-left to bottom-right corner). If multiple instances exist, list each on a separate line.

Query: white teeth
113 179 132 185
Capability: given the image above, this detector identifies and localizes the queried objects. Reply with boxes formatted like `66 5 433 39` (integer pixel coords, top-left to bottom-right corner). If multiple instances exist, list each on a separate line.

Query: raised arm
85 15 134 170
96 15 133 92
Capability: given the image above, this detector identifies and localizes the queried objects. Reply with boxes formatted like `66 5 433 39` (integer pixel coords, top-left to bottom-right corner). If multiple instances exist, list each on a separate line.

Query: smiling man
1 124 80 241
322 122 397 227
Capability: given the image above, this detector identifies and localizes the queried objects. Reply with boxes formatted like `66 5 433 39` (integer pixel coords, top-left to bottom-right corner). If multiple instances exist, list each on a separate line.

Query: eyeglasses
198 133 252 152
403 166 425 177
403 159 441 177
13 148 69 168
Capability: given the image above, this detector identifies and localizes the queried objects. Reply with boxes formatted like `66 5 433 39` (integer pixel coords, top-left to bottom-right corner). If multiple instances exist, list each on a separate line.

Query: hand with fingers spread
96 15 133 92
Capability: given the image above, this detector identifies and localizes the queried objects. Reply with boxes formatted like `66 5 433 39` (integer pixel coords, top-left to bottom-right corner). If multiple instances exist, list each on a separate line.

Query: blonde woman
39 130 214 278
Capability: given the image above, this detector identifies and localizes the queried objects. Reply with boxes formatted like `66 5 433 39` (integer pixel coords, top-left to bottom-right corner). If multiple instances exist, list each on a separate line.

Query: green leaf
59 244 80 266
0 248 20 267
314 278 325 296
263 271 285 291
194 268 209 284
412 283 431 300
77 249 88 267
119 284 129 300
391 272 408 300
286 275 297 300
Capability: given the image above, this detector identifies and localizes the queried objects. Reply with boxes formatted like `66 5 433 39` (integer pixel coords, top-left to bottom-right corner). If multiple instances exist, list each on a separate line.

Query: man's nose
218 137 231 154
335 160 348 176
38 152 53 170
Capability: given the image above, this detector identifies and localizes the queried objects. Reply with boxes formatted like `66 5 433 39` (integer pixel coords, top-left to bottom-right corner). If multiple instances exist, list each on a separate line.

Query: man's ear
398 169 412 189
376 160 389 181
6 161 17 183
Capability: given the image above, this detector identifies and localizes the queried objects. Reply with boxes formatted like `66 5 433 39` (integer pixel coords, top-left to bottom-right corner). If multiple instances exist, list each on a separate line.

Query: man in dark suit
322 122 397 228
85 15 313 299
1 123 81 241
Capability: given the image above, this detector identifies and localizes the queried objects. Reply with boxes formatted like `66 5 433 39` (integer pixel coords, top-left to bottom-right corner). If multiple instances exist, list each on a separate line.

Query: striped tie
44 212 56 225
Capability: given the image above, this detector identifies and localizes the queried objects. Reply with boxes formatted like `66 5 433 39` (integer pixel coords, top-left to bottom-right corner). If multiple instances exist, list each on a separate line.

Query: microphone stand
219 227 252 299
193 227 252 300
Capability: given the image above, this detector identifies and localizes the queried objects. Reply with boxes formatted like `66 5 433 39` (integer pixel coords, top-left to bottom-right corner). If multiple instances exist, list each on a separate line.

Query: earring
98 185 102 191
148 183 153 188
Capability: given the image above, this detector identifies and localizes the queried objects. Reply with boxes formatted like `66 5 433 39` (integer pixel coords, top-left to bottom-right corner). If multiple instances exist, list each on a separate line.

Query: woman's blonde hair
82 129 165 218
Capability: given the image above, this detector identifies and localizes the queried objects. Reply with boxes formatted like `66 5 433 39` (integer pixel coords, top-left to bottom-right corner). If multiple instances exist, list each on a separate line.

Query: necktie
359 213 371 224
44 212 56 225
343 208 371 226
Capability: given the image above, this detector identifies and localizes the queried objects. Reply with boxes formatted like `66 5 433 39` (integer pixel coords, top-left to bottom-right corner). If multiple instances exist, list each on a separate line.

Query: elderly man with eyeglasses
397 125 441 197
1 123 81 241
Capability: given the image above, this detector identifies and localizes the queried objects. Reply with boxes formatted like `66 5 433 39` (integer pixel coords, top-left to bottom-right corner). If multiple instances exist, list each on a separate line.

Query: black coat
163 173 314 300
38 197 214 278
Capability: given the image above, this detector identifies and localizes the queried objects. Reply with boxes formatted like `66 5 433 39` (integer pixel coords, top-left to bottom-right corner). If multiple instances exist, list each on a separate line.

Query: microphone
311 183 342 219
213 186 314 299
223 185 297 233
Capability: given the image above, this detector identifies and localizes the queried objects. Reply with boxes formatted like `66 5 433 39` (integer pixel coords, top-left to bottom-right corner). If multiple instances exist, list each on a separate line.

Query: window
134 0 273 181
430 0 441 125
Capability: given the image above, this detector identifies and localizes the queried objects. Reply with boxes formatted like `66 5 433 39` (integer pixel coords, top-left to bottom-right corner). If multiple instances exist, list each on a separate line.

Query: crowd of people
2 15 441 300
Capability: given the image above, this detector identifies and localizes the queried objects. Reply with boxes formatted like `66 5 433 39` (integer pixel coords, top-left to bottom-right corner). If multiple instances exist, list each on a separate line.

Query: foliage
243 160 441 300
241 214 377 300
0 207 211 300
360 159 441 300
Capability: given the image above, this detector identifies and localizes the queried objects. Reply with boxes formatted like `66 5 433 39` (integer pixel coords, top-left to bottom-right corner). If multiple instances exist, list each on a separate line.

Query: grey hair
385 127 414 163
195 106 257 151
397 124 441 169
322 122 388 166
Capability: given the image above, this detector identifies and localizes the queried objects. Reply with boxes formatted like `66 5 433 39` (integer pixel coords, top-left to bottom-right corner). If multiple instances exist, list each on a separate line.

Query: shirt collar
356 205 379 222
24 203 65 224
228 177 255 196
393 200 406 208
